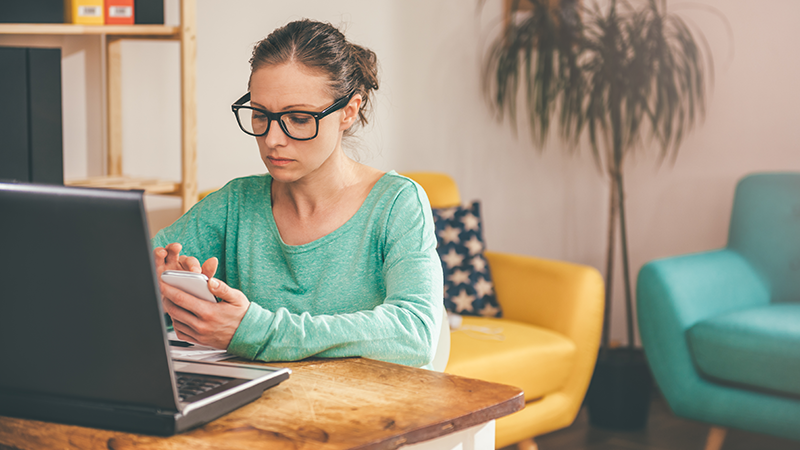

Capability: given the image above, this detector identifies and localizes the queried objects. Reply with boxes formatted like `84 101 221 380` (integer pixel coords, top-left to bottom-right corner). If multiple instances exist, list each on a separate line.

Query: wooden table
0 358 524 450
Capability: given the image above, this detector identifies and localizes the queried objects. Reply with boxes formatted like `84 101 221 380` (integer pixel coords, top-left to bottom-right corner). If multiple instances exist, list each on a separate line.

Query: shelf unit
0 0 198 212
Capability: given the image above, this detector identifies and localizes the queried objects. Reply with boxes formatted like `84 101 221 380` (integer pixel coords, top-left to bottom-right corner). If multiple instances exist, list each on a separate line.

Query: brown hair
249 19 380 131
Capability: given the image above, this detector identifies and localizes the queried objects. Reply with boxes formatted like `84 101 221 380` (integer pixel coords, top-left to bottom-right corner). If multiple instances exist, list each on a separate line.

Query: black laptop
0 182 290 436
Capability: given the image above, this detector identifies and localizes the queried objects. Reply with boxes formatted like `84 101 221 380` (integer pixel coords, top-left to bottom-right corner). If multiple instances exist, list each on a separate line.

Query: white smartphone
160 270 217 303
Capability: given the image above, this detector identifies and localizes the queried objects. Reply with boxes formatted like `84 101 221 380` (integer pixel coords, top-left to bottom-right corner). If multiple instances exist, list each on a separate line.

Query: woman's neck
268 153 385 246
272 153 361 219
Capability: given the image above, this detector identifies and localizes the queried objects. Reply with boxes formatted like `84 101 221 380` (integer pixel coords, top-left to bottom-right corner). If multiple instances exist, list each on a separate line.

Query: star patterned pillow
431 201 502 318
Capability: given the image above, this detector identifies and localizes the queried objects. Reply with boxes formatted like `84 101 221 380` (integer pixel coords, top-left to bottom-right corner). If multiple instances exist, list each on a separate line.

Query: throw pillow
431 201 502 318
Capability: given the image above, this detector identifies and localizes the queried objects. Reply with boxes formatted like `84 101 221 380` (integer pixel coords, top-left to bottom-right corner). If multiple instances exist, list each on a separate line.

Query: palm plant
483 0 711 350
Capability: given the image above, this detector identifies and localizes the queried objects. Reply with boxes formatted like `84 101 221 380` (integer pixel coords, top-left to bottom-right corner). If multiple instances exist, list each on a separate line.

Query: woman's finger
208 277 247 306
172 319 199 344
165 243 183 267
201 257 219 280
162 294 194 324
179 255 202 273
160 283 208 324
153 247 168 272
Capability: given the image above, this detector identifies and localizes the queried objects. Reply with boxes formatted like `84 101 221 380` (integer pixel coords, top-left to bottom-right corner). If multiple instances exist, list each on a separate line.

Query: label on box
77 5 102 17
109 6 132 17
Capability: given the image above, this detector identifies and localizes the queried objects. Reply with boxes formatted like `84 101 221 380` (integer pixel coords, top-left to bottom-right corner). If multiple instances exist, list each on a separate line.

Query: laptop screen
0 183 179 411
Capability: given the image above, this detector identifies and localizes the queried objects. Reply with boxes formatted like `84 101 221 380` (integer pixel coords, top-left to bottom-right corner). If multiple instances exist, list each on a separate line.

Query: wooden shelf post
107 37 124 177
179 0 197 213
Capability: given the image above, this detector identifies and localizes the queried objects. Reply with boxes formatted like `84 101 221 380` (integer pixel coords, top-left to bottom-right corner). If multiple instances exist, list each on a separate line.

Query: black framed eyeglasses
231 92 354 141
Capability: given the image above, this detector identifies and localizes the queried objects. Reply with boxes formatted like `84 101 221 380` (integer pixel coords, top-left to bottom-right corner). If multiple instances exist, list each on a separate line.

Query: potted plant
482 0 714 429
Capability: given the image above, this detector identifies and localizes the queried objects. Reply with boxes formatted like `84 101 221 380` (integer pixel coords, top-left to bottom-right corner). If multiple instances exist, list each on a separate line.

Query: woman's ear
339 94 363 131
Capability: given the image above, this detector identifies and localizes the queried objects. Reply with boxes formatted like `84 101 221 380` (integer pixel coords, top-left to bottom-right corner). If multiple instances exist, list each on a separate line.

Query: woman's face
248 63 360 184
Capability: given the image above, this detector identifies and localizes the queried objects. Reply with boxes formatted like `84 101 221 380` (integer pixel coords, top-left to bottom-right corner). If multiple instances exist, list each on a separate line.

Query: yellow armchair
404 172 605 449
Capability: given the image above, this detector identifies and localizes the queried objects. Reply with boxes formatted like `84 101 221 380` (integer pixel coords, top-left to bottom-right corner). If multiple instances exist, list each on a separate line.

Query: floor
502 396 800 450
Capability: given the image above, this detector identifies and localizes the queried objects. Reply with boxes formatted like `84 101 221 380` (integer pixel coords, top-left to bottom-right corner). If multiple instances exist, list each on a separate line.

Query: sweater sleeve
227 180 444 369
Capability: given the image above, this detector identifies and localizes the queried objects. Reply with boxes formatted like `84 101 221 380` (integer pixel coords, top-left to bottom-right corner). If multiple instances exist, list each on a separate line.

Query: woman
152 19 443 369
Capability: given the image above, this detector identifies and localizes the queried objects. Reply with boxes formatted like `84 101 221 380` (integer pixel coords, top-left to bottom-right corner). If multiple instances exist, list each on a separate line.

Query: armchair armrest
637 248 770 412
637 249 769 333
485 251 604 342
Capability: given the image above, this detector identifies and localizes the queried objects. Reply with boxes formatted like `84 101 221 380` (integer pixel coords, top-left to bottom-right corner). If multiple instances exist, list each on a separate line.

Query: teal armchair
637 172 800 447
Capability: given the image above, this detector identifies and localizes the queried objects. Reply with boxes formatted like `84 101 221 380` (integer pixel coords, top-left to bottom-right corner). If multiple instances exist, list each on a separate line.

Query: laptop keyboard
175 373 231 402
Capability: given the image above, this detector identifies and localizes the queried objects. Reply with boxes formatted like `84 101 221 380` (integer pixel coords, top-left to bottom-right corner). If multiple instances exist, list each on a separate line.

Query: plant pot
586 347 653 430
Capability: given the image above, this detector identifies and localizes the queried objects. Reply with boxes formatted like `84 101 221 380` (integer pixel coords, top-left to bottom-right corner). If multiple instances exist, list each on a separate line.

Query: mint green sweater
152 171 443 369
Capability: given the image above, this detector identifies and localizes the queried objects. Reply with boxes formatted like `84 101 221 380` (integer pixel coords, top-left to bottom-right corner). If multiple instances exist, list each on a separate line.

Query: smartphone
160 270 217 303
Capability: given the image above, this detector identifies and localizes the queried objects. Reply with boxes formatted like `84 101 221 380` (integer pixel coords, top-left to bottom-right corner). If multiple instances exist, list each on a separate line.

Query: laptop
0 182 290 436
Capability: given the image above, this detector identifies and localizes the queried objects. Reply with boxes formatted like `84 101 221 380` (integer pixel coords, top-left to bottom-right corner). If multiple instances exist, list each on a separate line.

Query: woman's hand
153 242 205 277
154 243 250 349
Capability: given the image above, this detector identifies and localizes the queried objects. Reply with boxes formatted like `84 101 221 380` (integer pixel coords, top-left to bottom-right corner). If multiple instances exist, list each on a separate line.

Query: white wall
6 0 800 345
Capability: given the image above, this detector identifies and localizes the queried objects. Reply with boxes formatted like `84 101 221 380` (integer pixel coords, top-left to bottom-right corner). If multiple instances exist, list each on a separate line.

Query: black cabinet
0 47 63 185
